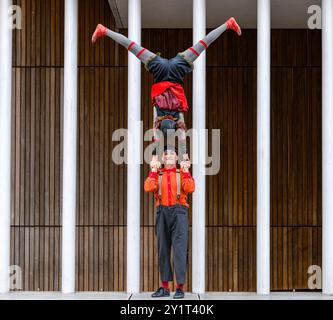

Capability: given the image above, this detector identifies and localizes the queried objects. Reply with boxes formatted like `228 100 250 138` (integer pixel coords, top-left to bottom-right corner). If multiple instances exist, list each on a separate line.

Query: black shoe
151 287 170 298
173 288 185 299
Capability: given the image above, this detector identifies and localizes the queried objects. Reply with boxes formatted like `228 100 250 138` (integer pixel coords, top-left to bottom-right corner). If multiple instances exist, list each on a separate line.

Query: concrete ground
0 291 333 300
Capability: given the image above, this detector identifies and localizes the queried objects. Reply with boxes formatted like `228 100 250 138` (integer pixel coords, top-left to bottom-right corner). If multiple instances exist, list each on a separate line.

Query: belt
157 115 179 122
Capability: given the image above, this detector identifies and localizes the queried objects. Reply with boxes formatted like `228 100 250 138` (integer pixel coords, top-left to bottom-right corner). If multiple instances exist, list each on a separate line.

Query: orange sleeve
144 171 159 193
181 170 195 194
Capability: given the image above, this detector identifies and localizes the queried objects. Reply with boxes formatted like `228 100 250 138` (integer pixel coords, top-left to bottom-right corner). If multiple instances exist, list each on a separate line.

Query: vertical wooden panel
205 29 257 290
11 0 64 291
76 0 127 291
271 30 322 291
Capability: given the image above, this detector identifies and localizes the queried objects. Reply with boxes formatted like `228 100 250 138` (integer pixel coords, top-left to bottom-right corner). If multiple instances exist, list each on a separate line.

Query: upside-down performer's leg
92 24 156 66
179 17 241 65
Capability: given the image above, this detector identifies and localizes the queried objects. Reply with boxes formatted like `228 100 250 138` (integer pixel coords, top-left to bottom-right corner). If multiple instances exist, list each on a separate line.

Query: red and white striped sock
162 281 169 290
179 17 241 65
92 24 156 66
176 283 184 290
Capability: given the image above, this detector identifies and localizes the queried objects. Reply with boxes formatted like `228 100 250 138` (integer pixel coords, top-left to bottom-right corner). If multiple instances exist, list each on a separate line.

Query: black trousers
155 204 189 284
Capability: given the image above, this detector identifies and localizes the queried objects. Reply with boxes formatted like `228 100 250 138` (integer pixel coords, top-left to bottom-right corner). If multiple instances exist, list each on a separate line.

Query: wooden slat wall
76 0 128 292
205 30 257 292
11 0 64 291
271 30 322 290
11 0 322 292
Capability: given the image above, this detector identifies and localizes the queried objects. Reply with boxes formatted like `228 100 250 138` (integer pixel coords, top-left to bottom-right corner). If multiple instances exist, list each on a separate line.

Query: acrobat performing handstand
91 17 241 161
91 16 242 299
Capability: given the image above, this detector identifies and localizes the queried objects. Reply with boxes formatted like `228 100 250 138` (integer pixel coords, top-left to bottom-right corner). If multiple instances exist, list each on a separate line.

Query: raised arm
180 160 195 194
92 24 156 68
144 158 161 193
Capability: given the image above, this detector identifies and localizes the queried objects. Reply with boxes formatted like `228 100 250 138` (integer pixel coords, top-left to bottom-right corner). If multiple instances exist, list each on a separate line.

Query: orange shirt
144 167 195 207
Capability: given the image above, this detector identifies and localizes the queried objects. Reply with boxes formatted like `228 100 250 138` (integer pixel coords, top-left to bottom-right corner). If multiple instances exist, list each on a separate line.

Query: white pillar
192 0 206 294
127 0 141 294
62 0 78 294
322 0 333 295
0 0 13 294
257 0 271 295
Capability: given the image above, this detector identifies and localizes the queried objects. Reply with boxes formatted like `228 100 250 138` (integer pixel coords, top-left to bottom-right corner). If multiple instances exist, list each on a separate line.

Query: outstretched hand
150 156 161 172
180 159 191 173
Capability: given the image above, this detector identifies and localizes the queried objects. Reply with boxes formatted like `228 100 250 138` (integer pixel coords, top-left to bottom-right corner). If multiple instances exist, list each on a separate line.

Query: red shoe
91 24 107 43
226 17 242 36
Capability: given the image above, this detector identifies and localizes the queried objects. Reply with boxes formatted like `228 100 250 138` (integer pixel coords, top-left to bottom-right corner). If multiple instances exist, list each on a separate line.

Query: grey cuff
144 54 158 72
177 53 195 70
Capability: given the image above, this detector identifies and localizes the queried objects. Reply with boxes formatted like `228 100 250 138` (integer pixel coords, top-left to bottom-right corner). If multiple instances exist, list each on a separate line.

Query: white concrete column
62 0 78 294
0 0 13 294
322 0 333 295
127 0 141 294
192 0 206 294
257 0 271 295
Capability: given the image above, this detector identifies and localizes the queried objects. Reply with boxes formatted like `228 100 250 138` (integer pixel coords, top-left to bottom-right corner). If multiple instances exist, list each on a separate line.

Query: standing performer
92 17 242 160
144 145 195 299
